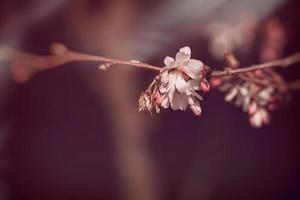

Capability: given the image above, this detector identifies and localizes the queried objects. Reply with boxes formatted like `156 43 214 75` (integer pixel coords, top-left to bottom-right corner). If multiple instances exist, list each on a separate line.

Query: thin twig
0 43 161 82
211 52 300 77
1 43 300 83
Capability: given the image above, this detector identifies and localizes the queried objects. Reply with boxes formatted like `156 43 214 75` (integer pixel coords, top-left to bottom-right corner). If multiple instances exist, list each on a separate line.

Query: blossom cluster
139 47 289 128
139 47 210 116
211 70 285 128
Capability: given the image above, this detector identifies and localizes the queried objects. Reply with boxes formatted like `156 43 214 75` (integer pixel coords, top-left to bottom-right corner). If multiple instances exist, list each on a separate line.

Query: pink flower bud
200 80 210 92
254 70 264 77
210 78 222 87
154 92 162 104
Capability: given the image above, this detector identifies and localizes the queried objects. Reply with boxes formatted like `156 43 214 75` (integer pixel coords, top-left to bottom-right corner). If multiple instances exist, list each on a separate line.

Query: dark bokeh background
0 0 300 200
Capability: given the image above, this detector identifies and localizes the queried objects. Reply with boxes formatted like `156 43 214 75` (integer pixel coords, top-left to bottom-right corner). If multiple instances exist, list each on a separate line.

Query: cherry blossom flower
224 83 251 111
225 82 281 127
215 69 285 128
248 102 270 128
139 47 209 116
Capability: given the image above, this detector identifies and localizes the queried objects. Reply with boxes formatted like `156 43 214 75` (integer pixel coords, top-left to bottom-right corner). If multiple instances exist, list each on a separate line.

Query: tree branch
1 43 300 83
210 52 300 77
0 43 161 83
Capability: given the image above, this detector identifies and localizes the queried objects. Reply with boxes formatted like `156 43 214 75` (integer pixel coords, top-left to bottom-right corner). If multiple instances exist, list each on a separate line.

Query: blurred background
0 0 300 199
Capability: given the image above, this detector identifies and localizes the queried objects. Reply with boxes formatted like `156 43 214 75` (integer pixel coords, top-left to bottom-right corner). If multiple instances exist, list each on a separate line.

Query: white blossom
225 83 251 111
223 79 276 128
139 46 209 116
248 102 270 128
157 46 208 116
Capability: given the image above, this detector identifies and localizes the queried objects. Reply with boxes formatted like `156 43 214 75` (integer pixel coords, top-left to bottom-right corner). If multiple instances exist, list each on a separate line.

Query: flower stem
1 43 161 83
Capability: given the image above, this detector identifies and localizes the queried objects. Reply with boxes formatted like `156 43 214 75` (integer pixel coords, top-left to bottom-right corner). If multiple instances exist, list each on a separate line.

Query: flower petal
184 59 204 80
166 73 177 92
188 96 202 116
160 71 169 84
168 86 176 101
258 87 273 105
179 46 191 55
225 86 238 102
249 111 263 128
260 109 270 124
160 86 167 93
189 79 200 90
243 96 251 111
161 95 170 108
171 92 189 111
239 86 249 96
175 52 190 65
248 102 258 115
175 76 191 94
164 56 175 67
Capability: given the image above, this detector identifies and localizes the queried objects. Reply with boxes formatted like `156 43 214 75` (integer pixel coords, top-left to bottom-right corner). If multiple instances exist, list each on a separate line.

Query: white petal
165 73 177 92
258 87 273 105
248 102 257 114
168 73 177 85
184 59 204 80
159 71 169 93
175 52 190 64
160 71 169 84
190 104 201 116
243 96 251 111
160 85 167 93
258 90 271 100
171 92 189 111
175 76 190 93
161 95 170 108
239 87 249 96
188 96 195 105
188 96 202 116
179 46 191 55
168 86 176 101
164 56 175 67
249 112 263 128
189 79 200 90
260 109 270 124
145 98 151 107
235 93 243 107
225 86 238 102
